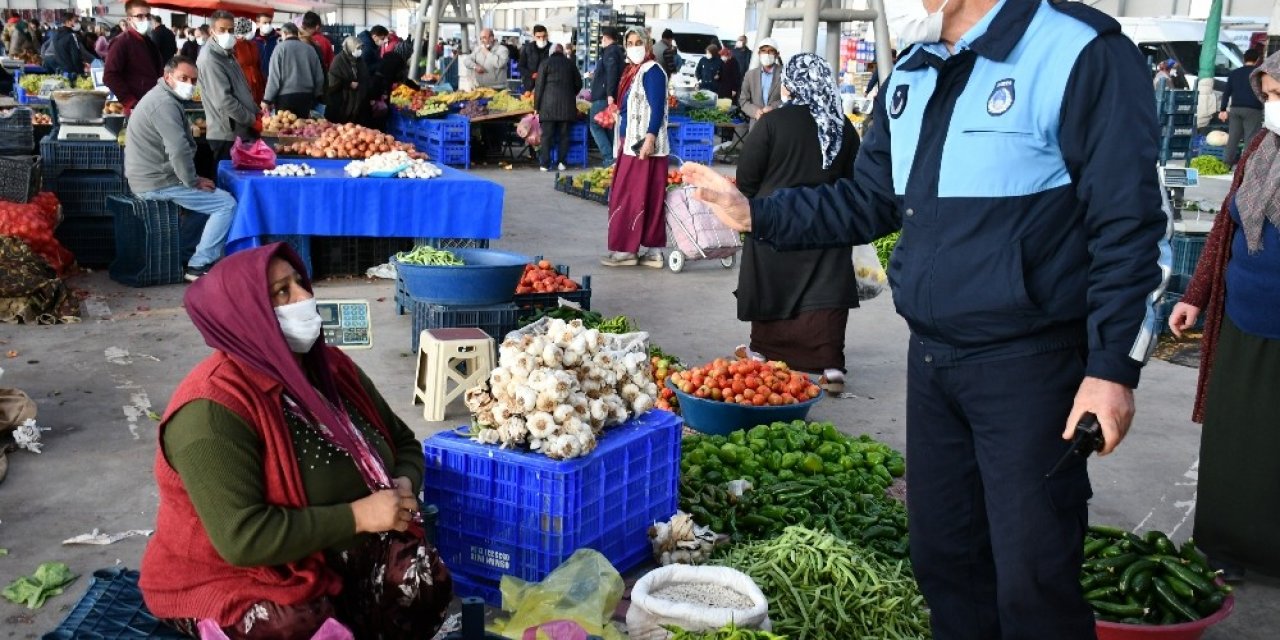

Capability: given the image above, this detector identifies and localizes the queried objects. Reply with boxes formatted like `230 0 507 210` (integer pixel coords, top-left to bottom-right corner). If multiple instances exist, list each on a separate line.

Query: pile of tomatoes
515 260 581 295
0 193 73 275
669 358 820 407
653 354 681 413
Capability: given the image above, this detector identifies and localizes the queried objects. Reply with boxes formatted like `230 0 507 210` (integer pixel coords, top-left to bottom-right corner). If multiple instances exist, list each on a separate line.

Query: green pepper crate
422 409 681 589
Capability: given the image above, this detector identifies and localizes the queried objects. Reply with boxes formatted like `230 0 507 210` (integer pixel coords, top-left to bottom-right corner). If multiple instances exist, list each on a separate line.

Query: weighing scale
57 66 119 141
317 300 373 349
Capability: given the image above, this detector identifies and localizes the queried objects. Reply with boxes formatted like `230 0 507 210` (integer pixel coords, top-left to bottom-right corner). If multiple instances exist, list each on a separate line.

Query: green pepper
685 464 703 479
740 460 762 478
848 451 865 468
718 443 741 465
781 452 802 470
821 422 841 442
729 430 747 446
799 453 824 475
837 455 857 472
704 470 724 484
686 449 707 466
866 451 886 466
823 462 842 476
764 451 783 472
771 438 789 452
748 425 769 439
807 422 825 436
778 469 796 481
748 437 770 452
816 442 840 461
886 457 906 477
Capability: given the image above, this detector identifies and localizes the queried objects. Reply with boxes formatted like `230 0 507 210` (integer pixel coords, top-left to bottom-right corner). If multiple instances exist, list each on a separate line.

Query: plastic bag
852 244 887 301
626 565 771 640
0 193 75 276
230 136 277 170
517 113 542 147
490 549 625 640
664 187 741 260
198 617 352 639
593 104 619 129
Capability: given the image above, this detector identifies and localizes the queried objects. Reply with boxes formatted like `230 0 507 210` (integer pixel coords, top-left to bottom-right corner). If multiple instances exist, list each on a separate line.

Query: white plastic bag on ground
852 244 888 301
625 565 771 640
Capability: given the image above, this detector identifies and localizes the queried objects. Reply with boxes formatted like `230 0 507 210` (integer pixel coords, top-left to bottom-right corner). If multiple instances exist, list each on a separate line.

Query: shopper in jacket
231 18 266 104
140 243 452 637
731 36 751 78
198 11 259 162
93 23 111 60
178 25 206 61
535 44 583 172
682 1 1169 636
379 40 418 90
51 13 83 75
326 36 370 125
264 22 324 118
518 25 552 93
8 20 34 58
1170 51 1280 582
125 56 238 282
734 53 859 392
652 29 680 76
589 27 624 168
253 13 278 76
602 27 669 269
103 0 163 112
694 43 721 93
302 11 334 71
716 45 741 100
1218 48 1265 166
356 25 386 79
464 28 508 90
738 38 783 128
149 15 176 61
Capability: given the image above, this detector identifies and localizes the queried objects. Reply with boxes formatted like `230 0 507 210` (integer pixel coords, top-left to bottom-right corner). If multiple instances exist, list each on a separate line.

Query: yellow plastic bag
490 549 625 640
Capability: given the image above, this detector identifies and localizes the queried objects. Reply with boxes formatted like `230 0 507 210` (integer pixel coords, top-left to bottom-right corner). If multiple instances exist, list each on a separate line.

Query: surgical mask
70 23 80 32
1265 100 1280 136
172 80 196 100
133 18 151 35
626 46 645 65
759 53 776 67
259 24 273 35
275 298 323 353
886 0 950 47
705 53 713 59
196 37 206 45
215 32 236 50
353 48 363 58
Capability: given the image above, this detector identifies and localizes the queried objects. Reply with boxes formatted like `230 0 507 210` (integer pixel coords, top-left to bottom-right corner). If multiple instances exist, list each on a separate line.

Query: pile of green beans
714 526 931 640
394 246 464 266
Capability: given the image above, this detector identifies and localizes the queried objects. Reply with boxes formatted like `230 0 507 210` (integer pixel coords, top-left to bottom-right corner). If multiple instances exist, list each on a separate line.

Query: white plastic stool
412 328 495 422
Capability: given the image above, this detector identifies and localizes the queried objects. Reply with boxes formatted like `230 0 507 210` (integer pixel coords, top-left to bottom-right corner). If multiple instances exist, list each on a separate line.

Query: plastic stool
413 328 495 421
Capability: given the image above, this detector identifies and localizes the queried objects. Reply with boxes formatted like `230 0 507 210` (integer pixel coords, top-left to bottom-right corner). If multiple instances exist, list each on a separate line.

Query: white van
647 19 721 91
1117 18 1248 125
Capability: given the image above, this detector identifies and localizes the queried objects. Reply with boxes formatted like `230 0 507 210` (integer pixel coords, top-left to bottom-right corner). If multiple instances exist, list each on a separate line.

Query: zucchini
1090 599 1146 618
1153 576 1201 622
1157 557 1216 596
1120 559 1159 593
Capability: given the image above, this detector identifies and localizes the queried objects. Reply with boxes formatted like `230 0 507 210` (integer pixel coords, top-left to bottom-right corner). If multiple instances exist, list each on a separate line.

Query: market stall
216 159 505 254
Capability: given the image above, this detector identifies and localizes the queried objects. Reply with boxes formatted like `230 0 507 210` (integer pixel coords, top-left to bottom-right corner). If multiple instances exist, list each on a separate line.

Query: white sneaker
557 162 566 171
540 166 548 172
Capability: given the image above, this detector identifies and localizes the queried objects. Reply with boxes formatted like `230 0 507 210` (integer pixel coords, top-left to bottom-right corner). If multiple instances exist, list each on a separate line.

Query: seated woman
140 243 451 639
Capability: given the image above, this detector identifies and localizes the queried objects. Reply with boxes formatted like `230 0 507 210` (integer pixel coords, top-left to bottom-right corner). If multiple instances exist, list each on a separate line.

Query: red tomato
731 380 746 394
768 393 782 406
752 394 767 406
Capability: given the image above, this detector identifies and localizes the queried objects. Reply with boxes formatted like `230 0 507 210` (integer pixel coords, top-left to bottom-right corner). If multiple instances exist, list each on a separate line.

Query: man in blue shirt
684 1 1169 637
1218 48 1264 165
738 38 783 129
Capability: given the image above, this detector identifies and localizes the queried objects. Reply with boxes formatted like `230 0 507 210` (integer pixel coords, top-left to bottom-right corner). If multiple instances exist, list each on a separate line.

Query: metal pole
801 0 821 53
457 0 471 54
868 0 892 83
755 0 782 70
825 0 841 83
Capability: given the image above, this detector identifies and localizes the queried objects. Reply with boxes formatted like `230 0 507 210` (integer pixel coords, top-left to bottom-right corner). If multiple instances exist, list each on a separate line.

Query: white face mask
1265 100 1280 136
196 37 206 45
172 80 196 100
705 52 713 59
353 48 363 58
133 18 152 35
886 0 950 47
275 298 323 353
259 24 273 35
70 23 81 32
759 53 776 67
626 46 645 65
215 32 236 50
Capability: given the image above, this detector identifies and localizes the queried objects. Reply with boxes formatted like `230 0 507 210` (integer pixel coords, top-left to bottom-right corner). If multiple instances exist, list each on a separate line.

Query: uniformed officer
682 1 1170 638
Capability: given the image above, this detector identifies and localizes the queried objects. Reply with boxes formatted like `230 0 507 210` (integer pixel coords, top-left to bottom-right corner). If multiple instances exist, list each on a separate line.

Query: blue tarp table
217 159 504 253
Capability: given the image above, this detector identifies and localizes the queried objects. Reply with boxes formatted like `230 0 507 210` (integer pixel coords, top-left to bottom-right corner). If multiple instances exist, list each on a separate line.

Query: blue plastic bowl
395 248 530 305
667 379 823 436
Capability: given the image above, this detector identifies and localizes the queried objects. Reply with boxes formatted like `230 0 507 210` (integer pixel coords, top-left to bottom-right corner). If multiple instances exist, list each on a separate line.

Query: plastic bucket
668 379 822 436
395 247 530 306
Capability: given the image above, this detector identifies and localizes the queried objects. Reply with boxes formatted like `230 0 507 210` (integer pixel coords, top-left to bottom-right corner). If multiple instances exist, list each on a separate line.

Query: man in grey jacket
738 38 784 129
125 55 238 282
262 22 324 117
197 10 259 162
464 28 508 90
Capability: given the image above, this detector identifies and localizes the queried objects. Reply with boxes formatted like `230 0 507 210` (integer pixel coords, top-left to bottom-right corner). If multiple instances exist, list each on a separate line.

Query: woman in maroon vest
140 244 451 638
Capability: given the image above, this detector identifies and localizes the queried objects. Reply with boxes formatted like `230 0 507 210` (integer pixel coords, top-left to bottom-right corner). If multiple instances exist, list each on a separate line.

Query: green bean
394 245 464 266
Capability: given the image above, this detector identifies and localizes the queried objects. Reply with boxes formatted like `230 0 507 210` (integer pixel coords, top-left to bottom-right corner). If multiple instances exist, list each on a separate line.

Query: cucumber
1085 585 1120 601
1164 575 1196 600
1153 576 1201 622
1196 592 1226 616
1130 571 1154 596
1157 557 1216 596
1084 537 1110 559
1120 559 1159 593
1179 537 1210 569
1092 553 1140 569
1089 524 1128 539
1123 533 1155 556
1090 599 1146 618
1099 544 1126 558
1080 571 1115 591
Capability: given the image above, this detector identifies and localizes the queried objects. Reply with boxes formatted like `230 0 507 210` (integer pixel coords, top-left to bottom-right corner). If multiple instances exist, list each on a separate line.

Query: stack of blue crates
43 131 129 266
106 196 184 287
548 122 589 168
421 114 471 168
669 117 716 165
1157 90 1196 165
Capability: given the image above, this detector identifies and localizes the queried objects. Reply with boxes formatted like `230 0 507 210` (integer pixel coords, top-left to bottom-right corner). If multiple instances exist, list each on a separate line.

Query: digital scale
317 300 373 349
57 63 119 141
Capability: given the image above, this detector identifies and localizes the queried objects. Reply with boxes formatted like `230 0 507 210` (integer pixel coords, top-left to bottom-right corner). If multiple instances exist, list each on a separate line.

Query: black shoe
185 263 214 282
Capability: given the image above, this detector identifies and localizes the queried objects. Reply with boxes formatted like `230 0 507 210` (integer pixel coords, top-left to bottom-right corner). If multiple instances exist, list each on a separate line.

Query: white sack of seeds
626 564 771 640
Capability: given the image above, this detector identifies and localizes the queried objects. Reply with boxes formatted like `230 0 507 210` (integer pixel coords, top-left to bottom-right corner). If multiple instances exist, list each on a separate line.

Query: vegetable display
649 511 720 565
664 625 785 640
1080 526 1232 625
669 358 820 407
262 111 331 137
1189 155 1230 176
263 163 316 177
389 84 441 115
680 421 909 558
487 90 534 113
516 260 580 294
873 232 900 270
714 526 931 639
463 318 656 459
395 245 463 266
517 307 633 334
687 108 734 125
344 150 443 179
570 167 615 194
276 124 422 159
650 346 682 414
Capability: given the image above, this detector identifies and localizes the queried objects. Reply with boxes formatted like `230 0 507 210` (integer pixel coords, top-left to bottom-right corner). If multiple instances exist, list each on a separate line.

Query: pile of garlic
344 150 416 177
649 511 721 566
263 163 316 177
463 318 657 460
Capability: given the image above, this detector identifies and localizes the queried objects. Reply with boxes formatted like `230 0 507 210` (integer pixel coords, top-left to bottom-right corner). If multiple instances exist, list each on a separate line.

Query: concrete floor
0 166 1276 638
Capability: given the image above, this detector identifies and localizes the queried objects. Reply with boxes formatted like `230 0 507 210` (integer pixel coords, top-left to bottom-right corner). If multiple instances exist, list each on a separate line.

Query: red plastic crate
422 410 681 585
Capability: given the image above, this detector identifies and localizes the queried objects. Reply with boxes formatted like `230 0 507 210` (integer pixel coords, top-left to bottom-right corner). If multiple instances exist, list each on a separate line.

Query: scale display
1159 167 1199 188
317 300 372 349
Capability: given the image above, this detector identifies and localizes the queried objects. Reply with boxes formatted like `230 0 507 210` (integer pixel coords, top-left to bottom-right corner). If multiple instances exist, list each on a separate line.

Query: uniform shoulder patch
1047 0 1121 35
890 85 909 119
986 78 1015 116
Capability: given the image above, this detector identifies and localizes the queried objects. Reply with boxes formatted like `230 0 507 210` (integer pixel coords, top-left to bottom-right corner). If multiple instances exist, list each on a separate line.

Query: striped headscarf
782 53 845 170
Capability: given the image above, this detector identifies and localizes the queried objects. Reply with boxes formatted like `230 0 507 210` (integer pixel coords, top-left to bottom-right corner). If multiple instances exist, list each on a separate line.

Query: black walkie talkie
1045 412 1105 478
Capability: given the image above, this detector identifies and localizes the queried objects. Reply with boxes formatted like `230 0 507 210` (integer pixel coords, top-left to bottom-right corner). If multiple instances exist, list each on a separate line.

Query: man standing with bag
589 27 624 168
682 1 1169 637
198 11 259 163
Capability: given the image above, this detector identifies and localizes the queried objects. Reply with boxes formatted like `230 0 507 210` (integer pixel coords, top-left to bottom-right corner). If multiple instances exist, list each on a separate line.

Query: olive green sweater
162 369 424 568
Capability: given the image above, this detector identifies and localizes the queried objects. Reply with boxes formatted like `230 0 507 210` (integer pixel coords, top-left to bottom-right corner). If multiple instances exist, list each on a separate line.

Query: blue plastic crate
548 139 588 168
46 171 130 218
259 234 312 278
1197 145 1227 161
108 196 184 287
1158 90 1196 116
42 567 186 640
513 274 592 314
423 410 682 585
1163 135 1193 151
426 140 470 168
410 300 519 351
41 132 124 175
423 114 471 144
449 571 503 608
569 121 588 143
671 142 714 165
1168 273 1191 295
57 215 115 266
0 107 35 155
1172 231 1206 277
673 120 715 144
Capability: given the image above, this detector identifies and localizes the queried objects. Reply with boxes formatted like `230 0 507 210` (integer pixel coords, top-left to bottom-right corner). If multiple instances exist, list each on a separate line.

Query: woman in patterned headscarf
733 53 860 392
232 17 266 103
1170 50 1280 581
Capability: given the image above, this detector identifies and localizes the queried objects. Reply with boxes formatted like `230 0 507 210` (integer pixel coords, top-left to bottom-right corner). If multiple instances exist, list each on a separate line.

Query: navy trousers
906 342 1097 640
